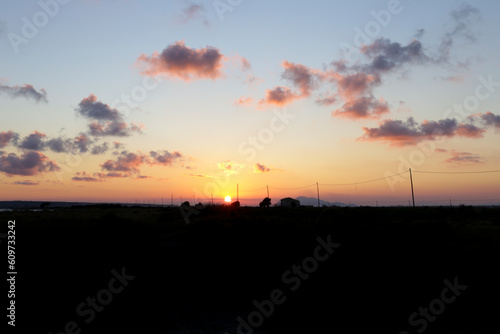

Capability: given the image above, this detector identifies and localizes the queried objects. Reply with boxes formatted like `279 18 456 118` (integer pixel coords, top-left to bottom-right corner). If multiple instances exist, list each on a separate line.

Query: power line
239 186 267 193
413 169 500 174
320 171 409 187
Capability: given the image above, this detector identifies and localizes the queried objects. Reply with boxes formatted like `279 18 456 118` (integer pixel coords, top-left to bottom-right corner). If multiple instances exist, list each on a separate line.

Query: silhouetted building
280 197 300 208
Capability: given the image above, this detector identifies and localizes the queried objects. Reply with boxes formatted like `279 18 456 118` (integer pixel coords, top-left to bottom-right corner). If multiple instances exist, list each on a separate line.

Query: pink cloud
0 151 60 176
136 41 225 81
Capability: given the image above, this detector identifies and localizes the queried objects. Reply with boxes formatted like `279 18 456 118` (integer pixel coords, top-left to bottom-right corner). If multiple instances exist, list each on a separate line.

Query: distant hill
0 201 93 209
295 196 359 207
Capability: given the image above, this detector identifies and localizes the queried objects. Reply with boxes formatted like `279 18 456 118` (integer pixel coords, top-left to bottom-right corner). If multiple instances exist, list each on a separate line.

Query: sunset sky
1 0 499 205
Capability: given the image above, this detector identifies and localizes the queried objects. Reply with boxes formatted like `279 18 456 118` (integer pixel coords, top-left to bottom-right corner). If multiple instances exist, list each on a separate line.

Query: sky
0 0 499 206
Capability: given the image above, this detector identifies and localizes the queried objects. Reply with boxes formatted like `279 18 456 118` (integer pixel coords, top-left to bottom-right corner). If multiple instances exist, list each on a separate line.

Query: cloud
18 131 47 151
316 93 337 106
150 150 183 165
176 2 205 24
281 61 321 97
217 161 245 175
0 131 17 148
0 151 60 176
100 152 148 174
234 96 254 106
94 172 129 179
12 180 39 186
477 112 500 129
359 117 486 146
76 94 121 121
445 151 483 165
455 123 485 138
14 131 112 154
240 57 251 71
88 121 143 137
333 96 389 119
327 71 389 119
252 163 283 173
0 83 48 103
254 163 271 173
437 4 481 65
76 94 142 137
414 29 425 39
188 174 210 178
75 134 91 153
98 149 183 178
259 86 300 107
91 142 109 155
136 41 225 80
46 137 74 153
359 39 429 73
72 171 103 182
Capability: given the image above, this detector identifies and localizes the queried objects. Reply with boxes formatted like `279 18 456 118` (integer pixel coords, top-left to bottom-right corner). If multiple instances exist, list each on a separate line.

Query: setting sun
224 196 231 203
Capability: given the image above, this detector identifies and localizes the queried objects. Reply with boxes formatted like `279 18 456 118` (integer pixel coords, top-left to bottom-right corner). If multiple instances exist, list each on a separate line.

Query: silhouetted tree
40 202 51 208
259 197 271 207
181 201 190 207
231 201 240 208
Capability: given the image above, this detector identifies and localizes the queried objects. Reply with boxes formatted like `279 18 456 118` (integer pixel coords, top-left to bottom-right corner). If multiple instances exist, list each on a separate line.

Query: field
3 205 500 333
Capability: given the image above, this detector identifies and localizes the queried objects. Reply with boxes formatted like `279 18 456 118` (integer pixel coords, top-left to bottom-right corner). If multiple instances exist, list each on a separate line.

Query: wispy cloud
175 2 208 25
252 163 282 174
445 151 483 165
217 161 245 175
234 96 254 106
72 171 104 182
12 180 39 186
0 83 48 103
359 116 487 146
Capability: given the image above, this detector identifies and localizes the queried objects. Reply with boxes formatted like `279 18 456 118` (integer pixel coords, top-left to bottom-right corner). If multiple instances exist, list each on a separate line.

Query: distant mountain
295 196 359 207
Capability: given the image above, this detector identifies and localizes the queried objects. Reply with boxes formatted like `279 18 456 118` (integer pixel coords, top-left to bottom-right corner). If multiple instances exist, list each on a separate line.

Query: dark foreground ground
2 205 500 333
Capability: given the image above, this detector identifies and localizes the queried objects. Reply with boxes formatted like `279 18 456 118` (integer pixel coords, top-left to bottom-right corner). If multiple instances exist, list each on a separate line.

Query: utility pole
267 185 269 198
211 193 214 205
316 182 320 207
171 194 173 206
409 168 415 208
237 184 239 202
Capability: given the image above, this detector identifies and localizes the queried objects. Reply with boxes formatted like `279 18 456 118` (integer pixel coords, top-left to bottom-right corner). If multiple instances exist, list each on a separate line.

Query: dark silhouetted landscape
3 204 500 333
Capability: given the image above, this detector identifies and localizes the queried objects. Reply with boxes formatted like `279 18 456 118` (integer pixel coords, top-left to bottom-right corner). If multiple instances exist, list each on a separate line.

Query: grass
2 205 499 333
